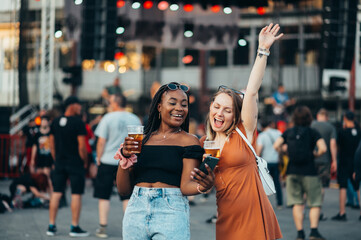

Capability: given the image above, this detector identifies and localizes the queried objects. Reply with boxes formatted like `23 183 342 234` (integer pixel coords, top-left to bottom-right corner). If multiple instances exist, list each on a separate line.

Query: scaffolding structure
39 0 55 110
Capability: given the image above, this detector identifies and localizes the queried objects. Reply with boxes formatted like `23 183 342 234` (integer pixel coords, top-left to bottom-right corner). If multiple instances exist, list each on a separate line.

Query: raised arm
241 23 283 139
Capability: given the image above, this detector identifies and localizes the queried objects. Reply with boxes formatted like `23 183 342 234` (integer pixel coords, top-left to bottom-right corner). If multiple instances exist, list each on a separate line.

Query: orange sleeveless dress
211 123 282 240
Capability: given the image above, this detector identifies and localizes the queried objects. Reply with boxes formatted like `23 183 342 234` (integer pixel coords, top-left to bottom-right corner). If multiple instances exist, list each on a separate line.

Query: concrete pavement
0 179 360 240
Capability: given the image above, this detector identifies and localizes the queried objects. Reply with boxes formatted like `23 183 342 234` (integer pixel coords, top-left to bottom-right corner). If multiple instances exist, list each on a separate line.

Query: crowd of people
1 23 361 240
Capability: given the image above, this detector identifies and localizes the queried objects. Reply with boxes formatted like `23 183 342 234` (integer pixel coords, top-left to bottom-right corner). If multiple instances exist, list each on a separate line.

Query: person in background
117 82 215 240
256 118 283 209
82 112 97 182
22 119 39 173
30 116 53 192
353 139 361 221
9 172 50 208
101 77 122 103
332 111 361 221
311 108 337 220
346 179 360 209
271 83 296 123
93 94 141 238
274 106 327 240
196 23 283 240
47 96 89 237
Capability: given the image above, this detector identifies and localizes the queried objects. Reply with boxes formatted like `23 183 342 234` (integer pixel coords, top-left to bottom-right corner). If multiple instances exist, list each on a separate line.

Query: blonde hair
206 89 243 140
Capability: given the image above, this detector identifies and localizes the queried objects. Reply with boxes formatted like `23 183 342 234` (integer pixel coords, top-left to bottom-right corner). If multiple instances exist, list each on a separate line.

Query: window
142 46 156 70
59 47 72 69
234 28 250 65
305 24 322 34
282 25 299 34
209 50 227 67
305 39 320 65
184 49 199 66
233 43 249 65
161 48 178 67
280 39 298 65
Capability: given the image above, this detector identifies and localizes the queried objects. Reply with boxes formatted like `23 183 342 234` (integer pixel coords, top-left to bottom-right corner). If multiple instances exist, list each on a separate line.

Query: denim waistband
133 186 183 197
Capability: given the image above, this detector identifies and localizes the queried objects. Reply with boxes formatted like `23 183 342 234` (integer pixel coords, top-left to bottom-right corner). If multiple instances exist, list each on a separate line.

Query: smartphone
199 156 219 175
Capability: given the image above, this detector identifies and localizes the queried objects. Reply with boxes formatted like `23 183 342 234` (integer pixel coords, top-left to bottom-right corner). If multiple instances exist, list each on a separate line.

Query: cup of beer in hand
203 140 220 158
127 125 144 154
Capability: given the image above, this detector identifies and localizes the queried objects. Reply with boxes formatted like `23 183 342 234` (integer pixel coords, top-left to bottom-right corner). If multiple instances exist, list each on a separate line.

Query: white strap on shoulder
235 127 257 158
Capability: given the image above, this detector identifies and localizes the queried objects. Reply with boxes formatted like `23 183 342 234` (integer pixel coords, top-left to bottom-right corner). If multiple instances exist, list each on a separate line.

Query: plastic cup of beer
204 141 220 158
127 125 144 154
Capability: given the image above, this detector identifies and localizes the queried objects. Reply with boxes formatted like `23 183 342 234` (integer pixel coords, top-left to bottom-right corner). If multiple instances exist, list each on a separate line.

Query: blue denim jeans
268 163 283 206
122 186 190 240
346 179 360 207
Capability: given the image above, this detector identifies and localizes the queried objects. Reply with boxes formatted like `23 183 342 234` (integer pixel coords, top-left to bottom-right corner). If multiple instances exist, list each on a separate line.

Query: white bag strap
235 127 258 159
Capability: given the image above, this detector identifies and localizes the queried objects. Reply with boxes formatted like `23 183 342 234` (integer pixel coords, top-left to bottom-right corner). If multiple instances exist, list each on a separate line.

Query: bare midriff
136 182 178 188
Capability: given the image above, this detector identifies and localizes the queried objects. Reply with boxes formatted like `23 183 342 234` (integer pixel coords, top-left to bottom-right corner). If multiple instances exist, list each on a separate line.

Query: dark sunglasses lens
218 85 226 91
167 83 178 90
180 85 189 92
218 85 243 96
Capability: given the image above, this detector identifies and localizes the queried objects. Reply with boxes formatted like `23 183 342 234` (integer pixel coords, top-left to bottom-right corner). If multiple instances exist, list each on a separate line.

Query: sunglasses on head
167 83 190 93
218 85 245 98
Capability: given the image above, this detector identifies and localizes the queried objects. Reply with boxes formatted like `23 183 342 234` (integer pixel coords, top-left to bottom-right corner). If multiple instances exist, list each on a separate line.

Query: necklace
153 128 182 142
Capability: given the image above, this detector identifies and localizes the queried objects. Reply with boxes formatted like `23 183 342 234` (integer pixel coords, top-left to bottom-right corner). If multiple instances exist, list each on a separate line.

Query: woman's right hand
191 164 215 193
258 23 283 50
123 137 139 157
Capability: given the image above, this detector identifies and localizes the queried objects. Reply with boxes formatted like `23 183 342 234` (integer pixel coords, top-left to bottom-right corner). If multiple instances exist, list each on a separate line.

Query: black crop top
133 145 204 187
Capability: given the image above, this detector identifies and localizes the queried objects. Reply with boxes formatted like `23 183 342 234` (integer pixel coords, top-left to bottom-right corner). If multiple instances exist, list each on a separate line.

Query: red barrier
0 134 26 178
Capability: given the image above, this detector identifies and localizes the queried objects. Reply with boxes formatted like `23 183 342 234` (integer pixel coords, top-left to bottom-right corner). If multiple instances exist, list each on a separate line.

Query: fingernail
205 164 208 167
191 171 195 175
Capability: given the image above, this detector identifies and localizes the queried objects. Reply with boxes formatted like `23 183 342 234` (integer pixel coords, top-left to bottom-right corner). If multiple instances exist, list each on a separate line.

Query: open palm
258 23 283 49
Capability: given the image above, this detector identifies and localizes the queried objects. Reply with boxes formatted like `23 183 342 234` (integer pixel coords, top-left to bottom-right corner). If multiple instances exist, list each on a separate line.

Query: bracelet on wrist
197 184 212 194
258 47 270 52
120 148 130 158
257 48 270 56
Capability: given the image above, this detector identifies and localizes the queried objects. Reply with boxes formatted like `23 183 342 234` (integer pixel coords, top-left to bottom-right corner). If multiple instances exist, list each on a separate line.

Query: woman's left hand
190 164 215 192
258 23 284 50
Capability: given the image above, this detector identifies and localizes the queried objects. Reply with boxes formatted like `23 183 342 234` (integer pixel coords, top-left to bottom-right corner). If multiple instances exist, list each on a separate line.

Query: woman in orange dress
191 23 283 240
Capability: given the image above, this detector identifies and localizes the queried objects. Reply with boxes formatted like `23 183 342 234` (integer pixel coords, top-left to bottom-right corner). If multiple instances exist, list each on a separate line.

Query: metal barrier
0 134 26 178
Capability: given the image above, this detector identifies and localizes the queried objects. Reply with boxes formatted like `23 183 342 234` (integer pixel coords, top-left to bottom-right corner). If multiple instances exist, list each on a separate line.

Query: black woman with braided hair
116 82 215 240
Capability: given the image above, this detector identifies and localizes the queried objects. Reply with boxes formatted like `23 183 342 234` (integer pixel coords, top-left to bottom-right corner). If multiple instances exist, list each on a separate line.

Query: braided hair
143 82 190 144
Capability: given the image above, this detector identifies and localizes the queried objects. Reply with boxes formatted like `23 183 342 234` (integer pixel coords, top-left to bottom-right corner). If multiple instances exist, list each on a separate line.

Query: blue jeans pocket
164 195 188 212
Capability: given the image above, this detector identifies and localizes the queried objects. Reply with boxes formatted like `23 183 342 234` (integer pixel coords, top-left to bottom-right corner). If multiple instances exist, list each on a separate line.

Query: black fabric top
355 141 361 182
50 116 87 164
133 145 204 187
282 126 321 176
34 132 53 162
337 127 361 169
23 125 39 147
9 173 35 199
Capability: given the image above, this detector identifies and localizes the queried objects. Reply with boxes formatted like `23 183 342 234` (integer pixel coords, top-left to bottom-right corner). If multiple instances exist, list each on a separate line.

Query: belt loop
134 186 139 197
162 188 165 198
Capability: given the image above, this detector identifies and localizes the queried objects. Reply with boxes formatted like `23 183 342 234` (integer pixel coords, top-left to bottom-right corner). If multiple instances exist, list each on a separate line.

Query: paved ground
0 179 360 240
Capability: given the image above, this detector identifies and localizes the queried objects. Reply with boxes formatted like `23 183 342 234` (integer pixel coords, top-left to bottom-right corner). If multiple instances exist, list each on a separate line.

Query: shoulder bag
235 127 276 196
